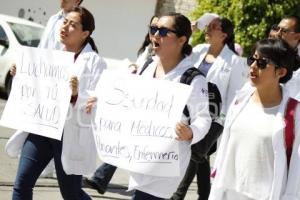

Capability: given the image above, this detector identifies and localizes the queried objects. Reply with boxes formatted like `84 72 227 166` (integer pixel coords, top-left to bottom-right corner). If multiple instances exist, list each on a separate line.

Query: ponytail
88 37 98 53
182 42 193 56
224 34 237 55
220 18 238 55
77 36 99 57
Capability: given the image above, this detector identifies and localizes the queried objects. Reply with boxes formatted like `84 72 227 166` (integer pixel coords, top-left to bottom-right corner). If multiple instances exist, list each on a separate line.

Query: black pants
13 134 91 200
91 163 117 190
171 158 211 200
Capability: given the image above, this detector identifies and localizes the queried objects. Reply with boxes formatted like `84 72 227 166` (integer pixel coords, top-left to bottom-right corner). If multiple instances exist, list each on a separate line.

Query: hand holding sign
175 122 193 141
0 47 74 140
85 96 97 114
92 70 193 177
70 76 79 96
10 63 16 76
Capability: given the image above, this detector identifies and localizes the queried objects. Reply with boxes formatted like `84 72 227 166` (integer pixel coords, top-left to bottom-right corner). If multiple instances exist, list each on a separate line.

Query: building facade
0 0 197 63
155 0 197 16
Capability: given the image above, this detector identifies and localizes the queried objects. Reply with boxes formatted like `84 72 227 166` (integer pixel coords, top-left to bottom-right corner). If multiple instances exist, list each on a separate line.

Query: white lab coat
5 43 107 176
128 56 212 198
38 10 65 50
190 44 248 121
286 68 300 101
209 83 300 200
285 48 300 101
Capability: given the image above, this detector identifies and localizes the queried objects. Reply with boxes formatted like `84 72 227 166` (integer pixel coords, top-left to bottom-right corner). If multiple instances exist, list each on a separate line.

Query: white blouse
218 98 280 199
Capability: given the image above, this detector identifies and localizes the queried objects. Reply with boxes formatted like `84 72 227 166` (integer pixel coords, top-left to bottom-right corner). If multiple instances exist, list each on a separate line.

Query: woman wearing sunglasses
209 38 300 200
128 12 211 200
83 15 159 194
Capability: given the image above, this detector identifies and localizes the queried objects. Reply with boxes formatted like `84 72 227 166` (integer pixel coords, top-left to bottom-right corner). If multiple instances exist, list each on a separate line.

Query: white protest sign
92 70 193 177
0 47 74 140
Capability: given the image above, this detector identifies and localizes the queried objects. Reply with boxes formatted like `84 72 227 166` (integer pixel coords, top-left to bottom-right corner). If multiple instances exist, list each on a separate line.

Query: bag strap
180 68 204 118
284 98 298 168
138 57 154 75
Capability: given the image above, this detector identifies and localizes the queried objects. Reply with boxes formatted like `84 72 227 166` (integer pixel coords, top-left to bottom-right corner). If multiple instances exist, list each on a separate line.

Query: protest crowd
2 0 300 199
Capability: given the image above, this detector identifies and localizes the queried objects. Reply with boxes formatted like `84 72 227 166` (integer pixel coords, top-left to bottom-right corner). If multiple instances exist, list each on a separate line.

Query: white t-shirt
219 98 279 200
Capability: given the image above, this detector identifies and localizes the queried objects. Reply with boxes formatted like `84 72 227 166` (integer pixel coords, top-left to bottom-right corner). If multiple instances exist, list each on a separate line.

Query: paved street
0 95 200 199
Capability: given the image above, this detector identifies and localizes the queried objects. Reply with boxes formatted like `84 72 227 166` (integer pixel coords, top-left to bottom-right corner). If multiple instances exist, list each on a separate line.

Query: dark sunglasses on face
149 26 177 37
247 56 272 69
271 24 296 34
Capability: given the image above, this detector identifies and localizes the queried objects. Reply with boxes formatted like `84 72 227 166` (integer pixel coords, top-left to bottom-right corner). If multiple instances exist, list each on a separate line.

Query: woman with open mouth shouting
128 12 211 200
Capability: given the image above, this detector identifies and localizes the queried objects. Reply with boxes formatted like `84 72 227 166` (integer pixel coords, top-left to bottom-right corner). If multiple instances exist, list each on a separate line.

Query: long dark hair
137 15 158 56
162 12 193 56
219 18 237 54
254 38 299 83
71 6 98 53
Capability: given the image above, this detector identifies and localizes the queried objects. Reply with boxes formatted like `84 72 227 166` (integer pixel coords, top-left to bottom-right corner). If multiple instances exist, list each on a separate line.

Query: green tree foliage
190 0 300 56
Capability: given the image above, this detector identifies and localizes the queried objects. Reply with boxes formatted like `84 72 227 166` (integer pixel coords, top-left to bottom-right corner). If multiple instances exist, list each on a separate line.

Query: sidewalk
0 127 199 200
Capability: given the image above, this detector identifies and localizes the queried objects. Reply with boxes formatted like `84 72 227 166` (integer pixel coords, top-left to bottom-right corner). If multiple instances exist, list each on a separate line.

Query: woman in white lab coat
190 16 248 119
7 6 106 200
128 12 211 199
171 15 248 200
209 38 300 200
39 0 84 50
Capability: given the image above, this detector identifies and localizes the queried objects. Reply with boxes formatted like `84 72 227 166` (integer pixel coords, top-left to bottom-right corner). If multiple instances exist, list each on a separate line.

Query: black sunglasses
271 24 296 34
247 56 271 69
149 26 177 37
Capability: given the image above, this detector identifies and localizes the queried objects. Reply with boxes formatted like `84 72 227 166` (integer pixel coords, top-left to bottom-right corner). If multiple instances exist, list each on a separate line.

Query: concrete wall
0 0 198 64
85 0 156 61
0 0 156 62
0 0 57 25
155 0 197 17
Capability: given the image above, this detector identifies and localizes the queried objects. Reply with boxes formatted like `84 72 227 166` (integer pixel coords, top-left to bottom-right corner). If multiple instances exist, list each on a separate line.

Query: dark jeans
171 158 211 200
91 163 117 190
13 134 91 200
132 190 165 200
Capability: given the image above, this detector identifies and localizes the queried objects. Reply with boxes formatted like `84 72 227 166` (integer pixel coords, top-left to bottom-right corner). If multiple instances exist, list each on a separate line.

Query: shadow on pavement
90 195 130 200
83 182 133 197
107 183 133 196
